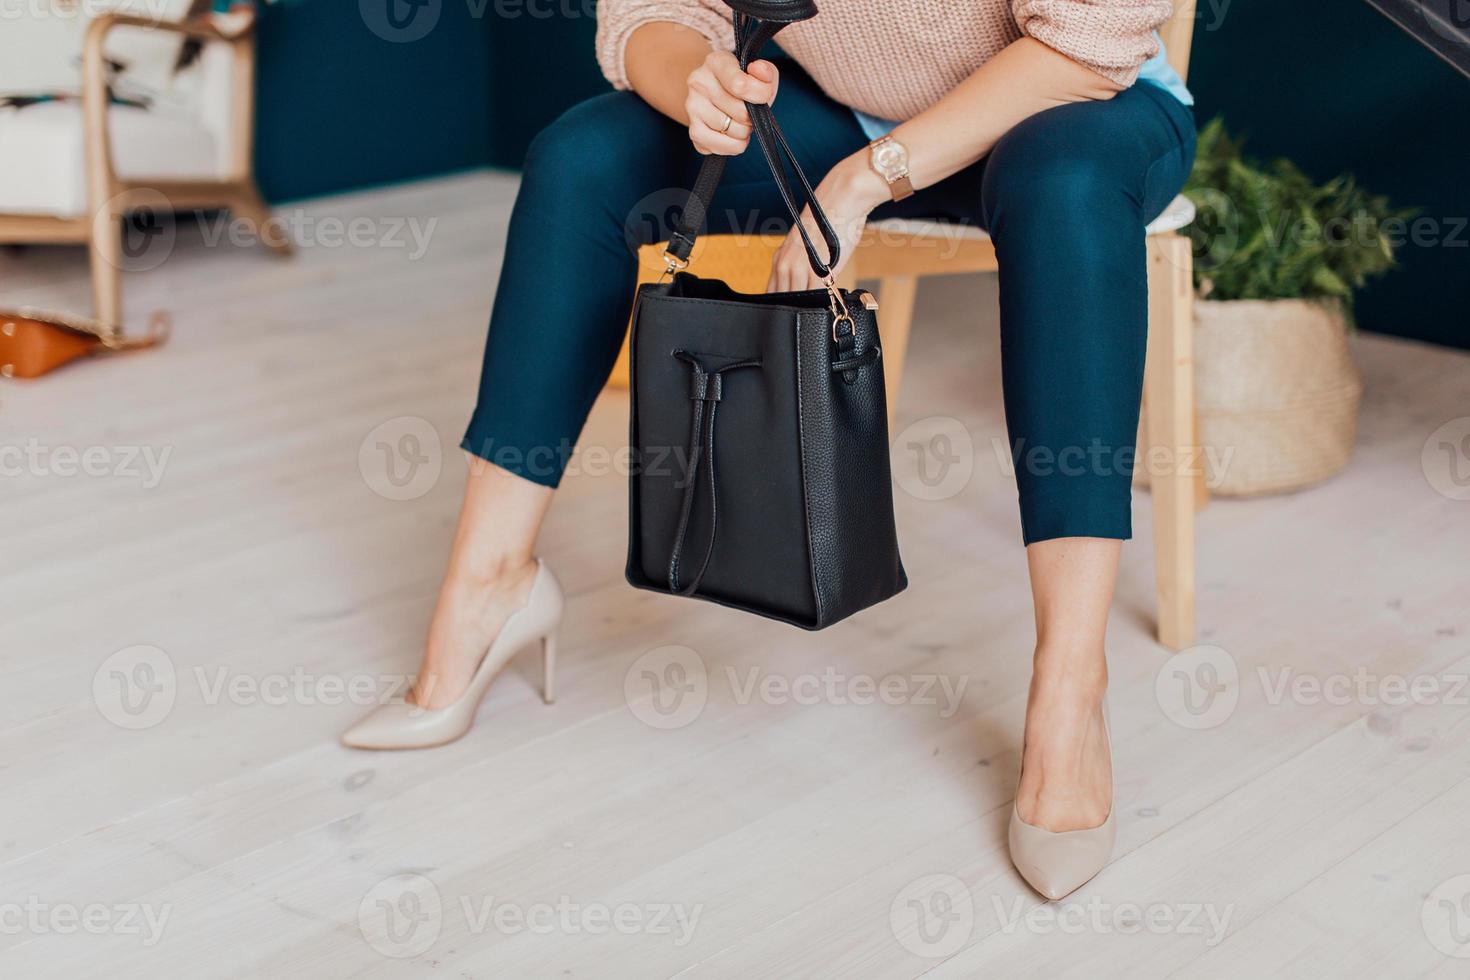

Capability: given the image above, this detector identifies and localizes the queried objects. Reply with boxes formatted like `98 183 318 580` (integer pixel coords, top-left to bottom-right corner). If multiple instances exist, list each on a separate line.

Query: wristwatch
868 135 913 202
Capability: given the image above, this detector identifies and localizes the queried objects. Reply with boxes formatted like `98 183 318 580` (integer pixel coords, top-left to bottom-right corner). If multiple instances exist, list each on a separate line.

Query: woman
344 0 1196 900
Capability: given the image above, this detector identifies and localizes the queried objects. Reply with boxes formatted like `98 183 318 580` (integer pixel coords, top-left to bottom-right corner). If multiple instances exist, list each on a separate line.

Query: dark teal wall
253 0 490 201
1189 0 1470 349
484 12 604 168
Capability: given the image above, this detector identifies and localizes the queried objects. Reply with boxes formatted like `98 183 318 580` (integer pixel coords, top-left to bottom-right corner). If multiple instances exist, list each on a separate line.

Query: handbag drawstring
666 350 763 595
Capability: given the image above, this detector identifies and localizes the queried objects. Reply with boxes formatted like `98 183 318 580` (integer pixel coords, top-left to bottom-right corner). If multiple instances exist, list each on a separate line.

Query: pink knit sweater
596 0 1173 121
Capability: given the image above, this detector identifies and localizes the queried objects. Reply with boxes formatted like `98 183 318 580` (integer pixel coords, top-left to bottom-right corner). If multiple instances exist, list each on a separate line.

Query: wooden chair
0 3 288 328
612 5 1200 649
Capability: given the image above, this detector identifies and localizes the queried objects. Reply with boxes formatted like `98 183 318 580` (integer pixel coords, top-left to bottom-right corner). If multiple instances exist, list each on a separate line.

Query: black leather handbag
625 0 907 630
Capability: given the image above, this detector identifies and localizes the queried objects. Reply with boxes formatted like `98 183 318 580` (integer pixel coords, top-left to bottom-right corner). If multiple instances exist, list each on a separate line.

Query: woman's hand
685 53 778 155
767 152 890 292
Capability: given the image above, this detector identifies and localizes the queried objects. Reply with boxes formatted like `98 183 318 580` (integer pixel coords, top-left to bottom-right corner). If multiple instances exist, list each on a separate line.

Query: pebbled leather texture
627 273 907 630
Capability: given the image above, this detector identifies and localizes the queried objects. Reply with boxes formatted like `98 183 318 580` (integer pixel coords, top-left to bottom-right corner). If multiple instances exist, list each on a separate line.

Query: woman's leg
412 71 868 708
411 467 551 708
909 84 1195 827
413 92 678 707
1018 537 1119 829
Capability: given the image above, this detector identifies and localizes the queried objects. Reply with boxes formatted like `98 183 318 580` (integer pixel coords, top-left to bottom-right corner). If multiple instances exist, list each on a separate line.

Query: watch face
872 140 908 177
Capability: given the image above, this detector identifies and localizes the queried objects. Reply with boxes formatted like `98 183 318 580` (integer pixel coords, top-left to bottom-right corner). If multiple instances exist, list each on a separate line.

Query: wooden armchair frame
0 7 289 327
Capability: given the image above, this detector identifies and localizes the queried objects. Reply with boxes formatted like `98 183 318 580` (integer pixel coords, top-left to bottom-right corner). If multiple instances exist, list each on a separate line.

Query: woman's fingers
769 236 819 294
688 98 750 142
686 71 752 130
685 51 770 155
708 52 778 106
688 118 746 156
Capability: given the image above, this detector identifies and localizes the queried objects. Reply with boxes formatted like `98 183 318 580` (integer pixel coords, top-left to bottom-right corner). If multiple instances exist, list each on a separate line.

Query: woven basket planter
1191 298 1362 496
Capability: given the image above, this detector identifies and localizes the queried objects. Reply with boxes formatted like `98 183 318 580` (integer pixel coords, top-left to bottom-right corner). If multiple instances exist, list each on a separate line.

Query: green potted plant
1181 119 1413 495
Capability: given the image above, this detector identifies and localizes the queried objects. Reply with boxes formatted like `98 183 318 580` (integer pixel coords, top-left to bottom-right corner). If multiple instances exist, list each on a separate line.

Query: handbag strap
663 10 842 281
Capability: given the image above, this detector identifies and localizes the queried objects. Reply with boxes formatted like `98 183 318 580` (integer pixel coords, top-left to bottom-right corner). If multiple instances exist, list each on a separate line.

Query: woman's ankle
1030 641 1109 703
444 553 538 594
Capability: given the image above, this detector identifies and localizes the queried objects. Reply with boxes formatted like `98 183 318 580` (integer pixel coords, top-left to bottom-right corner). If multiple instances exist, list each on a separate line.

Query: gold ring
719 113 733 134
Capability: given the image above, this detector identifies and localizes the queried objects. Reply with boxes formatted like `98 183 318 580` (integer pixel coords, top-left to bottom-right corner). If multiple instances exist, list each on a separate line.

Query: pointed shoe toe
340 702 467 750
1007 701 1116 901
1007 806 1116 901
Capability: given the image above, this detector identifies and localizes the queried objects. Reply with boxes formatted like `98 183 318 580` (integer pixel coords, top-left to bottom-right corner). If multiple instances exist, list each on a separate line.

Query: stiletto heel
341 559 565 750
1007 701 1115 901
541 631 557 704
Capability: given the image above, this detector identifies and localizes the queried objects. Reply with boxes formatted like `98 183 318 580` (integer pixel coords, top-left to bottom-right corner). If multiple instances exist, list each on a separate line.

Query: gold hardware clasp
658 250 689 283
824 275 855 342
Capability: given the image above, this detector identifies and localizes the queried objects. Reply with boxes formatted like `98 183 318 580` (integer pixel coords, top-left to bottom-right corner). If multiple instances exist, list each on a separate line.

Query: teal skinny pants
463 61 1196 543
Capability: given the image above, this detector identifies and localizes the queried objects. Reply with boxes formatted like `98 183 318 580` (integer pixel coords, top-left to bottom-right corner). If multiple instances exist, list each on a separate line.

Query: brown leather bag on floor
0 309 169 379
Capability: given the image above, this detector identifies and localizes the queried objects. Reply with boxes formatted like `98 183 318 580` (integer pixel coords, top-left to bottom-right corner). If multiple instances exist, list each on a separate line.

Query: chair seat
866 193 1196 242
0 102 222 218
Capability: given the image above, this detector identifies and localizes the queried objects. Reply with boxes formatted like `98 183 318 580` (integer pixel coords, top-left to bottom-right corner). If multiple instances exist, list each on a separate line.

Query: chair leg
88 203 123 328
231 180 293 256
877 275 918 426
1144 233 1196 650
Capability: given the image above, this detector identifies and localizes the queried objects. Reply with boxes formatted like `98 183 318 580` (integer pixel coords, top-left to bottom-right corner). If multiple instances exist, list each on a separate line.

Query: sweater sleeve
595 0 735 91
1011 0 1173 86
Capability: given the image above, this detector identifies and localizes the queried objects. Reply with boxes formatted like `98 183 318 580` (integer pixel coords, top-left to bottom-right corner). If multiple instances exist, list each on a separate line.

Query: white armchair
0 0 288 327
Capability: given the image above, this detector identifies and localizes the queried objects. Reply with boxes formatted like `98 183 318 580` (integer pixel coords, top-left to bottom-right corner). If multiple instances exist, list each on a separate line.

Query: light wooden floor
3 171 1469 978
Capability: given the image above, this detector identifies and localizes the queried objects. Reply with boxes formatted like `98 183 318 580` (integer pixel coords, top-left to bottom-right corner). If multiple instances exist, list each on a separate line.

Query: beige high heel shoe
341 560 564 750
1007 701 1115 901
